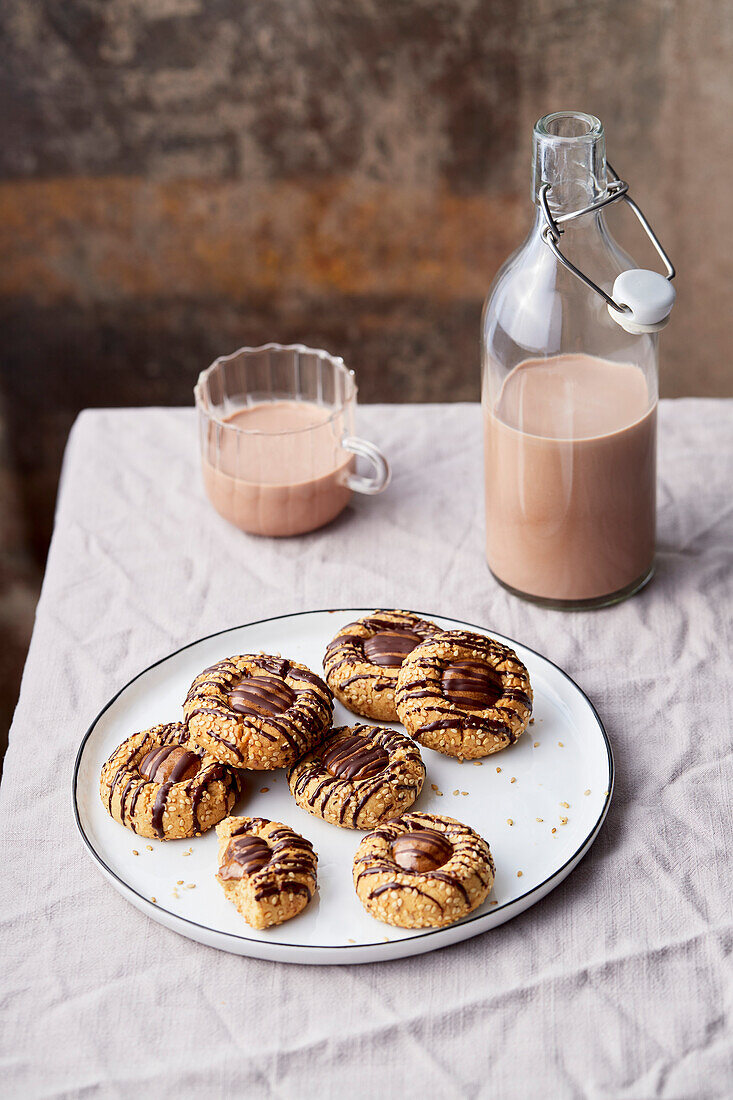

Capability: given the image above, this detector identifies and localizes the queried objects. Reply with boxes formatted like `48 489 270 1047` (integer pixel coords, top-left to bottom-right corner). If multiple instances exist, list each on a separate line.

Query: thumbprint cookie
286 724 425 830
99 722 241 840
182 654 333 770
353 812 494 928
395 629 532 759
215 816 318 929
323 610 439 721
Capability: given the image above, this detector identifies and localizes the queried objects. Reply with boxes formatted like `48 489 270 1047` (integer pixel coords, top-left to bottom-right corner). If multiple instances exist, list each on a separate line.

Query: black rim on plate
72 608 615 954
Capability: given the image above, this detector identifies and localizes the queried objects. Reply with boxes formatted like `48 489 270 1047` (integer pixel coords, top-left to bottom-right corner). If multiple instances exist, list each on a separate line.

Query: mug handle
341 436 391 495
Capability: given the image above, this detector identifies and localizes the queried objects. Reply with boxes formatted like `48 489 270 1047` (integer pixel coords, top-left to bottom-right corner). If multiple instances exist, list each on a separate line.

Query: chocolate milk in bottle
481 112 675 608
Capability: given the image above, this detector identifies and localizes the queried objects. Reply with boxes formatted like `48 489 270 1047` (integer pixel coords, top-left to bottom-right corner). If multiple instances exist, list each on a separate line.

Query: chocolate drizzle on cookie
134 742 209 838
288 725 425 829
289 666 331 693
419 715 513 738
363 630 421 668
220 820 317 906
127 778 150 825
360 615 426 635
501 686 533 709
339 673 391 692
325 633 363 653
106 728 158 815
395 630 533 757
228 675 296 717
323 734 389 780
354 812 494 923
441 660 503 710
106 724 180 816
368 881 443 911
251 656 291 678
392 829 453 872
183 713 247 760
101 722 239 840
140 745 201 784
184 655 332 768
219 835 272 880
189 763 231 833
323 613 440 710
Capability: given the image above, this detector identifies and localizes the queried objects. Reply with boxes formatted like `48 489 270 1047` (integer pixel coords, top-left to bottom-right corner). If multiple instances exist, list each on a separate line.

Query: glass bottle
481 111 674 609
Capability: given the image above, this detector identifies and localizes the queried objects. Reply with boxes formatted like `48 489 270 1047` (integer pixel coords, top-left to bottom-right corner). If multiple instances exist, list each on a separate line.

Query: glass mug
195 343 390 536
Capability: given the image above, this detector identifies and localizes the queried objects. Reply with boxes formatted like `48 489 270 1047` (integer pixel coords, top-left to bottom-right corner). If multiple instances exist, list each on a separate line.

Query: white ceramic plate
73 609 613 965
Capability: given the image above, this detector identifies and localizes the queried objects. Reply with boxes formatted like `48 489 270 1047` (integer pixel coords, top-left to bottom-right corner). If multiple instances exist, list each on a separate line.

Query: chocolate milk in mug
482 112 676 608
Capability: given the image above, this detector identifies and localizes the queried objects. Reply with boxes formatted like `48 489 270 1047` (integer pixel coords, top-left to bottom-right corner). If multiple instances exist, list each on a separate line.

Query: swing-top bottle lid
609 269 676 333
535 111 676 335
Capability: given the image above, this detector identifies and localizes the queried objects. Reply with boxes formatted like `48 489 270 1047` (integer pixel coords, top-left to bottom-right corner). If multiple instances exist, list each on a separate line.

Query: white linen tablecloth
1 401 731 1099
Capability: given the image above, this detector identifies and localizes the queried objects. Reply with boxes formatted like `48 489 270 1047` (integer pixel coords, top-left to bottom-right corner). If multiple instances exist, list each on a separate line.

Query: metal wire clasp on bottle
539 164 676 331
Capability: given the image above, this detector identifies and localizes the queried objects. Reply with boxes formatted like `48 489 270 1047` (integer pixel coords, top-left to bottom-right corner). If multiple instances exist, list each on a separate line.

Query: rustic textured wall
1 0 731 742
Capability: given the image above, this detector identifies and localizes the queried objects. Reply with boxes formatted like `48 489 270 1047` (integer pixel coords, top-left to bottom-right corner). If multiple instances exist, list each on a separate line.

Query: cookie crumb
177 880 184 885
533 741 540 748
560 801 570 808
584 789 591 796
490 900 498 906
435 789 443 796
507 818 514 826
510 777 516 784
453 789 460 796
536 817 543 823
431 783 439 792
496 767 502 773
151 897 157 903
383 937 390 942
551 828 557 834
348 938 356 944
517 871 523 878
461 791 468 796
146 845 153 851
558 741 564 747
172 889 179 899
560 817 568 825
473 761 483 766
186 883 196 889
260 787 269 793
132 850 139 856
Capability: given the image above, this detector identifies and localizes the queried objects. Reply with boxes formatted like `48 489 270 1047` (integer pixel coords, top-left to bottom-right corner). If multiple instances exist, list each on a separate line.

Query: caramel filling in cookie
139 745 201 784
322 734 389 781
219 834 272 881
228 675 296 717
441 660 503 710
362 630 422 668
392 828 453 872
